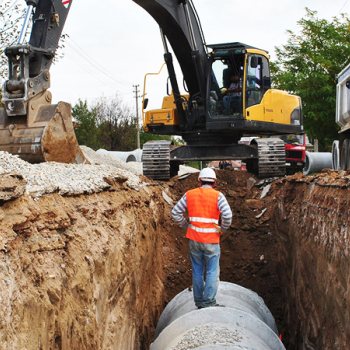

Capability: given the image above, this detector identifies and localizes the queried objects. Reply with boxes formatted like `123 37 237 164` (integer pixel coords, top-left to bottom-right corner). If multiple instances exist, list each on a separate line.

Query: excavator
0 0 303 179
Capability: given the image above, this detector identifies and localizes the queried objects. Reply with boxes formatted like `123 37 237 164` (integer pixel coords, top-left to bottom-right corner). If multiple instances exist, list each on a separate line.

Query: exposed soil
1 167 350 349
0 179 167 350
162 170 286 341
162 169 350 350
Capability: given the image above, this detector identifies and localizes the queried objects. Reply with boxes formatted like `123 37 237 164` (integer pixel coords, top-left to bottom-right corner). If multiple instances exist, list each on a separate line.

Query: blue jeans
188 240 220 308
223 95 241 114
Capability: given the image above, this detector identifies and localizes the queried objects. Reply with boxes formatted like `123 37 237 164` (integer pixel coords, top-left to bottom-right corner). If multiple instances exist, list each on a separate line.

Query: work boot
213 303 225 307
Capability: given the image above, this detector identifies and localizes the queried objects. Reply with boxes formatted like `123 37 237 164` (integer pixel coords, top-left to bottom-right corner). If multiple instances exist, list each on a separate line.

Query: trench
156 170 287 348
148 169 350 349
1 169 349 349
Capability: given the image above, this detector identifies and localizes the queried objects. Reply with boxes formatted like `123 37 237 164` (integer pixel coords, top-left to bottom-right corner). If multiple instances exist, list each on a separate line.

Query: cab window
246 55 271 108
209 55 244 117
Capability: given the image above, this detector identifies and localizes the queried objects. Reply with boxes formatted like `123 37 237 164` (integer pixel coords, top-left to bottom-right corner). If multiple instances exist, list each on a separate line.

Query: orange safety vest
186 187 221 244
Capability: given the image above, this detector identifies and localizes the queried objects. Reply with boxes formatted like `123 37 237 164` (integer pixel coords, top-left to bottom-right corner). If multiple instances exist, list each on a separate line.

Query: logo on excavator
62 0 71 8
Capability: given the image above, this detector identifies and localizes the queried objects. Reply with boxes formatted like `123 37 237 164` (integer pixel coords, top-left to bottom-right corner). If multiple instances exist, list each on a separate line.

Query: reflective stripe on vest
189 217 219 224
188 224 218 233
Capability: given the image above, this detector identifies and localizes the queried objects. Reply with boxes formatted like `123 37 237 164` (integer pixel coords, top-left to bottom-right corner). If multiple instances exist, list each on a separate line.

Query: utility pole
133 84 141 149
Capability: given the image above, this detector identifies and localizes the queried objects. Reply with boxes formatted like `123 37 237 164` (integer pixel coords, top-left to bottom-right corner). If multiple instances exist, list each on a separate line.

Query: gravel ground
171 324 242 350
0 151 143 197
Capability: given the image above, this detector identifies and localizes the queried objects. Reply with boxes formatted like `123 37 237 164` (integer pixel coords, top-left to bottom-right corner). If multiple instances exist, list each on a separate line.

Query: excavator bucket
0 94 85 164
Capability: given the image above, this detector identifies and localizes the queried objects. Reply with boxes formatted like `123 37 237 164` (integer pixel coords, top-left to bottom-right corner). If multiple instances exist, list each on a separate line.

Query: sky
46 0 350 111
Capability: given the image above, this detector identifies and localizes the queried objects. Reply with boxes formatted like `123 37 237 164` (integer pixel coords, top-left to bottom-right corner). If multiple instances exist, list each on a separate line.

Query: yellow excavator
0 0 303 179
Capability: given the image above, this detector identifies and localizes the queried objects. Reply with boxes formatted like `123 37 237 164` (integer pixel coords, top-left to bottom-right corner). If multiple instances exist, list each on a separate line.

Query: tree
0 1 26 79
94 95 138 151
271 9 350 150
73 100 102 150
73 95 181 151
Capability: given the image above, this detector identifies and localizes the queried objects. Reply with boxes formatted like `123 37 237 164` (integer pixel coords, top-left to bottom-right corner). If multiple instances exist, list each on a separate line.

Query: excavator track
142 141 171 180
255 138 286 178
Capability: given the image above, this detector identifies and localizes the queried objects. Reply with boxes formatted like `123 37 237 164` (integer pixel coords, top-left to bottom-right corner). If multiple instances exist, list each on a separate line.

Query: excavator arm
133 0 210 129
4 0 72 115
0 0 85 163
133 0 208 97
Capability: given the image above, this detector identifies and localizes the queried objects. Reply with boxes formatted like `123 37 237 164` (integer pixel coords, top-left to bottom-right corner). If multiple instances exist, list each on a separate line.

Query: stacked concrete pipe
151 282 285 350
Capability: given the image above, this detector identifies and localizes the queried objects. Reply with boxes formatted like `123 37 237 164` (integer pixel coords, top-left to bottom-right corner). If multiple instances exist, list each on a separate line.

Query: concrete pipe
96 148 142 162
151 282 285 350
332 141 340 170
303 151 333 175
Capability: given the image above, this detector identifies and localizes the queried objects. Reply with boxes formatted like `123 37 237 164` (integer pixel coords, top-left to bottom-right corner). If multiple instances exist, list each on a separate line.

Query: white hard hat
198 167 217 182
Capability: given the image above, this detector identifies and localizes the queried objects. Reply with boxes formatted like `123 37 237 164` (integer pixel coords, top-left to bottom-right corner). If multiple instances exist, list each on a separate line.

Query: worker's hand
220 87 227 95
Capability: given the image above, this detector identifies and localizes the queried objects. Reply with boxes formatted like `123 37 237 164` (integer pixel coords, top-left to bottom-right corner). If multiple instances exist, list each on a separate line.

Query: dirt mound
0 151 142 197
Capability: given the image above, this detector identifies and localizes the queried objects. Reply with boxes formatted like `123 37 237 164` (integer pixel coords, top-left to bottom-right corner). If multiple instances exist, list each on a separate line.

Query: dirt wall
271 172 350 349
0 180 166 350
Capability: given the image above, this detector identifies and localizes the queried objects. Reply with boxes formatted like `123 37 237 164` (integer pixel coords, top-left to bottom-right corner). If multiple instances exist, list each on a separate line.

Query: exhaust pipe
151 282 285 350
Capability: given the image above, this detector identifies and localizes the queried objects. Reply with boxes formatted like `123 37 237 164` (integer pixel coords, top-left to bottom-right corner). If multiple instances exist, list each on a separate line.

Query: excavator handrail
142 62 167 125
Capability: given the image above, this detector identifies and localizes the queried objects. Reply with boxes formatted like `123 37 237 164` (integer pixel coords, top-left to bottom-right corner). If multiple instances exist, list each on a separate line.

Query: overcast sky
48 0 350 110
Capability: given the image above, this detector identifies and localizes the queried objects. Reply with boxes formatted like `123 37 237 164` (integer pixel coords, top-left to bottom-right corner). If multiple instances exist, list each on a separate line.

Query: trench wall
0 182 166 350
272 174 350 349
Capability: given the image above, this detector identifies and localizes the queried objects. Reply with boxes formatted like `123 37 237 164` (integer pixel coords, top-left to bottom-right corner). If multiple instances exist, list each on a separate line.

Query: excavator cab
208 43 302 127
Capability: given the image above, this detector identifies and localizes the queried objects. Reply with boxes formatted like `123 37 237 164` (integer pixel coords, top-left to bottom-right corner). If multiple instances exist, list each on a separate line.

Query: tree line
73 96 171 151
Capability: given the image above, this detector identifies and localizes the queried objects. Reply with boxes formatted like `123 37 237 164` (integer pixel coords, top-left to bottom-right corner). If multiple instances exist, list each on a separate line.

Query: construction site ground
0 151 349 349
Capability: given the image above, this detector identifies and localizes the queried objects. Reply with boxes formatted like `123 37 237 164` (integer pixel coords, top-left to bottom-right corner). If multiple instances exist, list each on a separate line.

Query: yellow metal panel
143 95 179 131
144 108 177 125
246 48 269 59
246 89 301 125
143 93 188 131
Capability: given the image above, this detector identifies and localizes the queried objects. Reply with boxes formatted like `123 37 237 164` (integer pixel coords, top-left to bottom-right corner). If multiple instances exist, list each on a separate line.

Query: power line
67 37 130 88
64 41 134 98
339 0 350 13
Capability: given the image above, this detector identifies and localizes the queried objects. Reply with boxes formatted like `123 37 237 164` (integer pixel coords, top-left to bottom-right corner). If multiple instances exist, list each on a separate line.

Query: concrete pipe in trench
303 151 332 175
151 281 286 350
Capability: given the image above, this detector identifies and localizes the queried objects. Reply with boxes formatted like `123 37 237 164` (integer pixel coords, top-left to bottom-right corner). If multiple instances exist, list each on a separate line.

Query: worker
223 74 242 114
171 168 232 309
